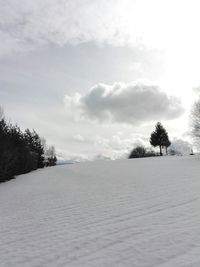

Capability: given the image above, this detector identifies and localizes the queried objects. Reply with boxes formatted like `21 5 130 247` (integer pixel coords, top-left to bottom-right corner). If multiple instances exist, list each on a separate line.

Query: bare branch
0 106 4 120
191 97 200 149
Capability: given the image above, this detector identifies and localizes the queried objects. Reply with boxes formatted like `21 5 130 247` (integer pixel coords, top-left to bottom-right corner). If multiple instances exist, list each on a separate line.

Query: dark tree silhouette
0 107 56 182
163 138 171 155
24 129 45 169
0 120 45 182
150 122 170 156
129 146 146 158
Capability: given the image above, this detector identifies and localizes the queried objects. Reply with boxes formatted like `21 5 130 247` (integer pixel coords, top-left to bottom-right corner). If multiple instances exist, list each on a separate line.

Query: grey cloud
65 82 184 124
0 0 133 57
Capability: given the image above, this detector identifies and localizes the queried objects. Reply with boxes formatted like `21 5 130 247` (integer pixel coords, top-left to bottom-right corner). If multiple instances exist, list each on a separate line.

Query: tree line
1 96 199 181
0 108 57 183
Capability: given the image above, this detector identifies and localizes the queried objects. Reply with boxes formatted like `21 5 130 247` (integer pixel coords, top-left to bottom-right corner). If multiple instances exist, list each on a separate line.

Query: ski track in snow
0 156 199 267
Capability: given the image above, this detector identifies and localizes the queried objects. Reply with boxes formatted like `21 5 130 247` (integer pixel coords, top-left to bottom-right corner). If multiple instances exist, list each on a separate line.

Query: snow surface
0 156 199 267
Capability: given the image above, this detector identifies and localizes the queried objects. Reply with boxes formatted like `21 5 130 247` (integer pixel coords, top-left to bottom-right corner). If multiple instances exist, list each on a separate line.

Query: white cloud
64 81 184 124
0 0 134 57
56 148 90 162
73 134 85 142
0 0 200 59
193 86 200 94
91 132 149 159
2 0 200 58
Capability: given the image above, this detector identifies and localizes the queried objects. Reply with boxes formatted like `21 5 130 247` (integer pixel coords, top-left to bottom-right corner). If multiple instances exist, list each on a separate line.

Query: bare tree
0 106 4 120
191 97 200 150
44 145 57 166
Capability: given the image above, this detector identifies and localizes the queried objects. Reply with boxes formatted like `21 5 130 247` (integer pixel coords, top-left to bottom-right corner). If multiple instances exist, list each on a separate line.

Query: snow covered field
0 156 199 267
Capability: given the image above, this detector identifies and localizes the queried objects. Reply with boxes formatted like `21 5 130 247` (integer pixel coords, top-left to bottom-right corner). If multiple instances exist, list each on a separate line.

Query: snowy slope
0 156 199 267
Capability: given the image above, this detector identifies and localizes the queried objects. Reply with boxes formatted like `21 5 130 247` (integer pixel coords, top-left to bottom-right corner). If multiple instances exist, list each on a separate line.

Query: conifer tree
150 122 171 156
0 107 56 182
24 129 45 168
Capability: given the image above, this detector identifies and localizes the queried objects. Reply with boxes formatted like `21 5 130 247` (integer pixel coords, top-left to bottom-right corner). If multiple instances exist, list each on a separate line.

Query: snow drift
0 156 199 267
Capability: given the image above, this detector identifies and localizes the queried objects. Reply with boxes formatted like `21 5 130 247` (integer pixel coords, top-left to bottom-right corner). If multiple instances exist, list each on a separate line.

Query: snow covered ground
0 156 199 267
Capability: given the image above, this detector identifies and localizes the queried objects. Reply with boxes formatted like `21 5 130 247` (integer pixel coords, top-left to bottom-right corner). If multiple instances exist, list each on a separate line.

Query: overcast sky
1 0 200 160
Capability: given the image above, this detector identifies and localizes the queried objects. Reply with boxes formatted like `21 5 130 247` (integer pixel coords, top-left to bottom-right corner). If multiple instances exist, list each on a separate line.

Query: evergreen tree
24 129 45 169
0 119 16 181
150 122 170 156
163 138 171 155
0 107 56 182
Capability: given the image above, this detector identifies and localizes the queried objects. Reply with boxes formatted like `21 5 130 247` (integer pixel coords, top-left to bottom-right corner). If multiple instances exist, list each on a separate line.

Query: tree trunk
159 145 162 156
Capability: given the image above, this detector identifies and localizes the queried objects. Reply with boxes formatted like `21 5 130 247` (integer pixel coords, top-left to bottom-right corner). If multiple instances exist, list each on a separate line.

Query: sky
1 0 200 161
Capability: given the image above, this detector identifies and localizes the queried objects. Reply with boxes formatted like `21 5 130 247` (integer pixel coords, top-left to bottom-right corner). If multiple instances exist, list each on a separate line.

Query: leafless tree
0 106 4 120
44 145 57 166
191 97 200 150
